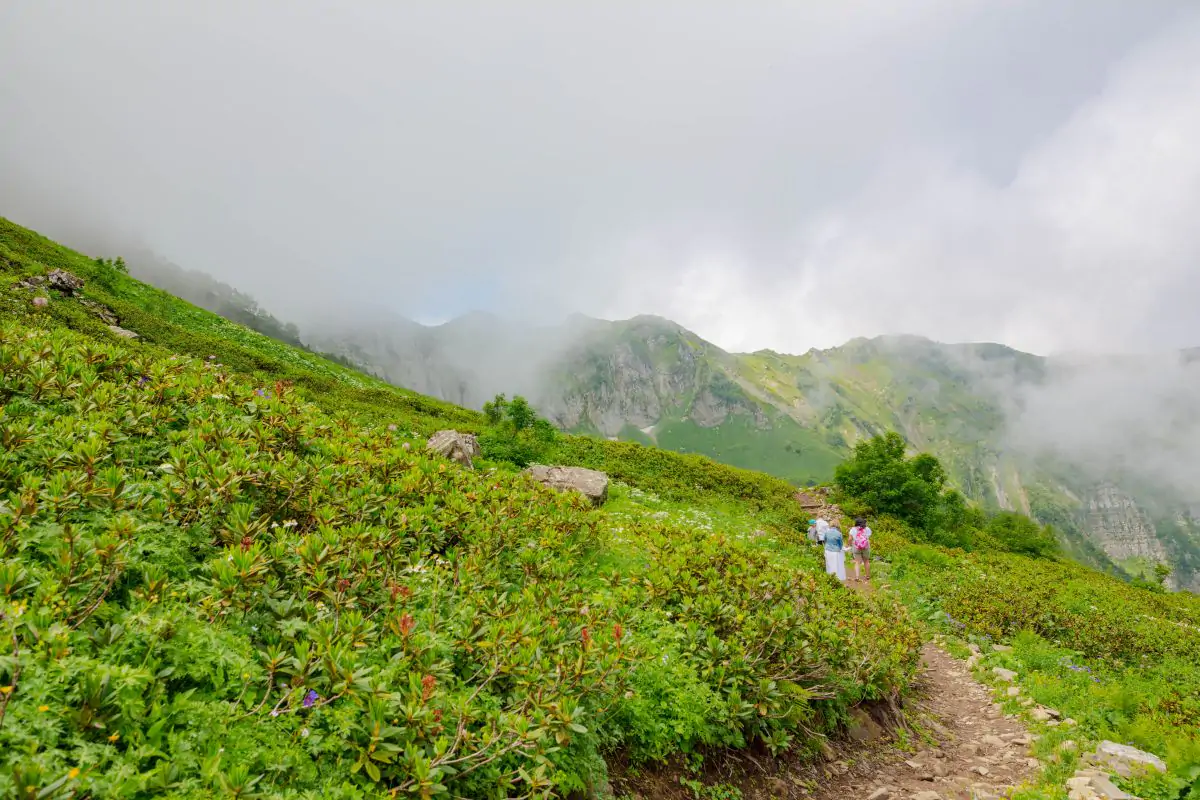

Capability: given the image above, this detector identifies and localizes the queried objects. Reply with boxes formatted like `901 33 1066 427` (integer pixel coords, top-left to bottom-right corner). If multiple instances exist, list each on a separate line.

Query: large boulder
425 430 481 468
46 269 85 295
524 465 609 506
1084 741 1167 778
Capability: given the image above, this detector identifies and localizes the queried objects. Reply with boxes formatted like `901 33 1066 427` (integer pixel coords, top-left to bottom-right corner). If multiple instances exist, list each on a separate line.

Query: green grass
655 415 844 486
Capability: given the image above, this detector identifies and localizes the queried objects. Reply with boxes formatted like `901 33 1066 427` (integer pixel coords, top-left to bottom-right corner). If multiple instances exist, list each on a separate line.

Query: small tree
479 393 557 467
834 432 944 530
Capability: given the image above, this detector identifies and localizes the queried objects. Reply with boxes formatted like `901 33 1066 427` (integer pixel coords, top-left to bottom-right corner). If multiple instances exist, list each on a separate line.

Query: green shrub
985 511 1059 558
834 433 955 532
478 393 558 467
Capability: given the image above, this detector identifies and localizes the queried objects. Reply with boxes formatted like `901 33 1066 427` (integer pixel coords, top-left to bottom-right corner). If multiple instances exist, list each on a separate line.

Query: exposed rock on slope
1086 486 1167 564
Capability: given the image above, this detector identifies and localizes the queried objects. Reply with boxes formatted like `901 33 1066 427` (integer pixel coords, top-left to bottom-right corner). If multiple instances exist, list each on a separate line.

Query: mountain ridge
11 232 1199 590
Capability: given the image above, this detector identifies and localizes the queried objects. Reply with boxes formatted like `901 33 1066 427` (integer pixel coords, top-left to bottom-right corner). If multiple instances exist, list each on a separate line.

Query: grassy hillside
4 216 1197 798
0 217 921 797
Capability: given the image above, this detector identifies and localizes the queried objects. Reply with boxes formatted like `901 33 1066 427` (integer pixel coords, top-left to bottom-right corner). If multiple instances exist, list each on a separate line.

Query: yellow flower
107 732 120 743
0 686 12 695
68 768 80 780
38 705 50 712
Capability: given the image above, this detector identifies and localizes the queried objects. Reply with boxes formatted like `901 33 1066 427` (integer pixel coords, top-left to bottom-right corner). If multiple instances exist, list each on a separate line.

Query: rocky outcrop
1084 741 1167 778
19 269 86 296
524 465 609 506
1085 486 1167 564
425 430 481 468
80 298 120 325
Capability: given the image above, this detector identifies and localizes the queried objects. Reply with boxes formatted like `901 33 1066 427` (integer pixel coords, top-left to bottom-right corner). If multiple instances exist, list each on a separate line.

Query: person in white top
848 518 872 582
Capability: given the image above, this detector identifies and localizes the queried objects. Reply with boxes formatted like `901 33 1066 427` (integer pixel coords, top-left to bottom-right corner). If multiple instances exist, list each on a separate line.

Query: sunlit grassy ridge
0 220 920 797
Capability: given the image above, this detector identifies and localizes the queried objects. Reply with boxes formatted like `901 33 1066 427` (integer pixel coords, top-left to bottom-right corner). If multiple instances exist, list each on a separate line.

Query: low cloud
2 1 1197 357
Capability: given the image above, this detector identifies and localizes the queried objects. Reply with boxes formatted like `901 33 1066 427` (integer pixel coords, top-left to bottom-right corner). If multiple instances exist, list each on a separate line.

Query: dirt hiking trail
612 578 1041 800
809 640 1039 800
807 576 1039 800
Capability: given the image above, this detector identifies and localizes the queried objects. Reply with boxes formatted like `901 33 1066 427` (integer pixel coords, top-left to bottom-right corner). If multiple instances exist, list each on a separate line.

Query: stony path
810 642 1040 800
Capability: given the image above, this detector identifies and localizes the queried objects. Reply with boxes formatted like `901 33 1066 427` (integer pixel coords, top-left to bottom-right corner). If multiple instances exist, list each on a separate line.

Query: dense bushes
1 217 481 437
834 432 964 533
0 323 921 797
478 394 558 467
835 433 1059 558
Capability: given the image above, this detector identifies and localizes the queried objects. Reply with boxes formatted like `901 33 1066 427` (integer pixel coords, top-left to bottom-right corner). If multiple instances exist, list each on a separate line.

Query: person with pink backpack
848 518 872 582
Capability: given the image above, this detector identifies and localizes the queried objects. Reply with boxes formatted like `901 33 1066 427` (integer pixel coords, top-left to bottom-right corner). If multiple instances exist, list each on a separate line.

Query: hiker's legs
852 554 861 580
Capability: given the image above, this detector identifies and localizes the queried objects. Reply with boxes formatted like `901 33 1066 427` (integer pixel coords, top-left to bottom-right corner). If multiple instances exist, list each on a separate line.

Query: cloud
615 10 1200 356
1 0 1196 354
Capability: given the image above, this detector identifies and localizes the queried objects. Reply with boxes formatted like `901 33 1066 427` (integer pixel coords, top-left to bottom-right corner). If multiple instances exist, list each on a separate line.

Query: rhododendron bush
0 323 919 798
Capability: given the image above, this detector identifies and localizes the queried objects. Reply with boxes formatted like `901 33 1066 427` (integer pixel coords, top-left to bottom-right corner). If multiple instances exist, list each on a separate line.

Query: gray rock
1068 768 1136 800
992 667 1018 682
524 465 609 506
46 268 84 295
847 707 884 743
425 430 481 468
108 325 139 339
80 298 120 325
1086 741 1167 778
32 296 48 308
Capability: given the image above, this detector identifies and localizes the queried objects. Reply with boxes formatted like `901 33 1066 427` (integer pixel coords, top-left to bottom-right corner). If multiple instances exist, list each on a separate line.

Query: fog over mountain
3 1 1199 581
3 1 1200 356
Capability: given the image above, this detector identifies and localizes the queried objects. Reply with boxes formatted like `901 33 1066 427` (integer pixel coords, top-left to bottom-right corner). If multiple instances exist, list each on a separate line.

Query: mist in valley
3 1 1200 509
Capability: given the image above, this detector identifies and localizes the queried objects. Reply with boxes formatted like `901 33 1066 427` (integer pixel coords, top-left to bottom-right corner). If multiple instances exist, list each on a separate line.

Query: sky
2 0 1200 356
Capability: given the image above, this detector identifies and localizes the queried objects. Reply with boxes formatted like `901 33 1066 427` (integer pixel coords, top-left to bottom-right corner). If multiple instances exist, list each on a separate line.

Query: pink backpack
852 526 870 549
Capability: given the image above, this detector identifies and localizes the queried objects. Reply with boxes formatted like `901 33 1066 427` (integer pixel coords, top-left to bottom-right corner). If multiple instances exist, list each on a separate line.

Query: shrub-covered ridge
0 321 920 798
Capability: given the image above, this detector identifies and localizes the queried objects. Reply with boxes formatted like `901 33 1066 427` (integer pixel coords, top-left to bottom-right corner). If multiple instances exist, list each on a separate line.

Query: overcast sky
2 1 1199 355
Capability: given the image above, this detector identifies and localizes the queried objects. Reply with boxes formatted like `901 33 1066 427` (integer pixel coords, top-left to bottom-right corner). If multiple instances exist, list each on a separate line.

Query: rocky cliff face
1085 486 1168 564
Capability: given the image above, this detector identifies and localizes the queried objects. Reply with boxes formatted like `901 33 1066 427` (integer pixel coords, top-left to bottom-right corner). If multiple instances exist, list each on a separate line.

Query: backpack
852 526 870 549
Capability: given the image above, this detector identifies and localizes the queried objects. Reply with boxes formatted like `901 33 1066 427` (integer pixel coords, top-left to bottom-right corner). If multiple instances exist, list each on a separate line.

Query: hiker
823 521 846 582
815 518 830 544
849 517 872 582
806 519 819 543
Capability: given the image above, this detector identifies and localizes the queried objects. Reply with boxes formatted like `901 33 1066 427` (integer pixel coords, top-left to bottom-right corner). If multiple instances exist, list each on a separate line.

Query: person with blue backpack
848 518 872 582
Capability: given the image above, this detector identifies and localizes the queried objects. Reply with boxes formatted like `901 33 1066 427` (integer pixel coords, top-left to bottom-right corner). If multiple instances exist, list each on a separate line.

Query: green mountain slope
1 215 925 797
303 313 1200 592
4 216 1198 797
16 212 1195 589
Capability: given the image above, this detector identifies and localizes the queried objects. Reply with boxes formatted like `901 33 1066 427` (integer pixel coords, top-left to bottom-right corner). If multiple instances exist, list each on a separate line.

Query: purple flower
303 690 319 709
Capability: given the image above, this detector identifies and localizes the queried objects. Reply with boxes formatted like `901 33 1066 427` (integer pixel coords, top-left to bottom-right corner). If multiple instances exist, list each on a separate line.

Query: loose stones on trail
425 430 481 469
523 464 609 506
